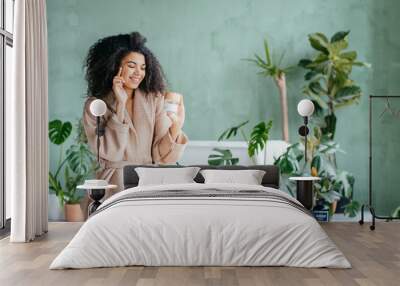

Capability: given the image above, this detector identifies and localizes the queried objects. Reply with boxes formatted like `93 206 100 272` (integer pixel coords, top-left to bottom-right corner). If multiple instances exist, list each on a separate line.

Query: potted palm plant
49 119 98 221
245 38 293 142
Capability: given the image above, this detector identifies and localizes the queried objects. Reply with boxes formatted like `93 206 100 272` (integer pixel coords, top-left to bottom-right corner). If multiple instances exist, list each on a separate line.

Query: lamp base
296 180 313 210
88 188 106 216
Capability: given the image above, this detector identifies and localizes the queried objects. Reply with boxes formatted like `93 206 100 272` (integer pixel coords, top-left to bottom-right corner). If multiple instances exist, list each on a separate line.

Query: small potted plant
48 119 98 221
208 120 273 166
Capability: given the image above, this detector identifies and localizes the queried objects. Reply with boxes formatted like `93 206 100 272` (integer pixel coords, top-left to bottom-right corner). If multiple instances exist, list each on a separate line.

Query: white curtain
8 0 48 242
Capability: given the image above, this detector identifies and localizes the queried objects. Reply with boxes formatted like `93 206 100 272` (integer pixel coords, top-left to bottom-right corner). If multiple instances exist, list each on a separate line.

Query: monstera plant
48 119 98 221
208 120 273 166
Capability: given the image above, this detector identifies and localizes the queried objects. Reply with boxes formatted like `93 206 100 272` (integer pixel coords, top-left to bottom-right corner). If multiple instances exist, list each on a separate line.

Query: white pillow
135 167 201 186
200 169 266 185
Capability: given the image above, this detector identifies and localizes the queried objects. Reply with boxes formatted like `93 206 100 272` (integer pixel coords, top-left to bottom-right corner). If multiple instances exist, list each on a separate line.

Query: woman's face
120 52 146 90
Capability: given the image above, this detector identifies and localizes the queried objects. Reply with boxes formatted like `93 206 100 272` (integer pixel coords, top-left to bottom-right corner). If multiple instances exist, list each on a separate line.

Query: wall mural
47 0 388 223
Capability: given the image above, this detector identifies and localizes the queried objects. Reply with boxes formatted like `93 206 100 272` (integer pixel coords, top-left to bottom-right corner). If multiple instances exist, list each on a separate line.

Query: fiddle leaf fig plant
299 30 370 139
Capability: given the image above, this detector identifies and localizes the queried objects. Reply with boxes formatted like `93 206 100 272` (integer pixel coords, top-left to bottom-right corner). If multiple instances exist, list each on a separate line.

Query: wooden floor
0 222 399 286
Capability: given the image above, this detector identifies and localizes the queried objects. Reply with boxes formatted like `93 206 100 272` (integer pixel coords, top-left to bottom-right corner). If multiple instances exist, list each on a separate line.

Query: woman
82 32 188 197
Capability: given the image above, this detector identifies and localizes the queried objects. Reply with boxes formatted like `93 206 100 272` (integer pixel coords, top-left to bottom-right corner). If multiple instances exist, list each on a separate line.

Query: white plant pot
48 193 64 221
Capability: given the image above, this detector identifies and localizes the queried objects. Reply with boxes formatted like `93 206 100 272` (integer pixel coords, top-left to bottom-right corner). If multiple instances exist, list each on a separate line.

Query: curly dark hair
84 32 167 99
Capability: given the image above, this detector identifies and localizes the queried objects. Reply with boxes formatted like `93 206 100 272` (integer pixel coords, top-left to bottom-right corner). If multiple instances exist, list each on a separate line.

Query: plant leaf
218 120 249 141
308 33 329 54
66 143 96 177
248 120 272 157
263 38 272 66
208 148 239 166
49 120 72 145
298 59 313 68
330 30 350 43
340 51 357 61
343 200 360 217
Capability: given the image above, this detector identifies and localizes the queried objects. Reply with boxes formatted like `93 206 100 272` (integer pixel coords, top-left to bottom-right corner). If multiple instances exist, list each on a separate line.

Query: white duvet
50 183 351 269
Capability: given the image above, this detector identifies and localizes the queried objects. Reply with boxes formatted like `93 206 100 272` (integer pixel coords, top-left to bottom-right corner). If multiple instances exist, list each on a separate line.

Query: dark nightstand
289 177 321 210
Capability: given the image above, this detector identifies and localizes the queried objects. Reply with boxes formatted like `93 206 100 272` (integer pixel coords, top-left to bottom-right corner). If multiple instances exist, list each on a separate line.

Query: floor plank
0 222 399 286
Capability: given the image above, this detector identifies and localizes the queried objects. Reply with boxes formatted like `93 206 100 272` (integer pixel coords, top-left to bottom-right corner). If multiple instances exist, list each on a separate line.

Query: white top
289 176 321 181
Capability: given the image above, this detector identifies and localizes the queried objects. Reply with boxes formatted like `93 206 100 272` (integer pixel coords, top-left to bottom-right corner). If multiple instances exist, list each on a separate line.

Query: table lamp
289 99 319 210
89 99 107 163
297 99 315 166
84 99 107 216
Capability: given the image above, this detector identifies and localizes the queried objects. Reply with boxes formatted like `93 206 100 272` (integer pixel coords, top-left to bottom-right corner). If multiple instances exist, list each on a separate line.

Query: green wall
47 0 400 206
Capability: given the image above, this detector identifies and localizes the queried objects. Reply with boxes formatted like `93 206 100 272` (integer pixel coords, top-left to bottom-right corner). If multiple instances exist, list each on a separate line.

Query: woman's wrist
116 102 125 123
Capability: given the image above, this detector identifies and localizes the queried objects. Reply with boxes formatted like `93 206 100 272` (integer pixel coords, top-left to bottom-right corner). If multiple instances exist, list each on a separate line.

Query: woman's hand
166 93 185 141
113 67 128 105
113 67 128 122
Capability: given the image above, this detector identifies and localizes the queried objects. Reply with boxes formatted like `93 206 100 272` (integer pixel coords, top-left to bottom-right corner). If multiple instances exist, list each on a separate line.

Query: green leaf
48 171 62 196
319 190 341 203
330 30 350 43
392 206 400 218
329 39 349 55
353 61 371 68
321 114 337 139
313 53 329 64
344 200 360 217
335 85 361 99
309 81 326 95
298 59 312 68
66 143 96 177
311 155 321 171
248 120 273 157
304 71 318 81
218 120 249 141
49 120 72 145
308 33 329 54
263 38 272 66
335 171 355 198
340 51 357 61
208 148 239 166
254 54 270 69
305 91 329 110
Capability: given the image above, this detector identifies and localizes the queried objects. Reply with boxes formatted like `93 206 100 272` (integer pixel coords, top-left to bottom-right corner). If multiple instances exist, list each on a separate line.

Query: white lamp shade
89 99 107 117
297 99 315 117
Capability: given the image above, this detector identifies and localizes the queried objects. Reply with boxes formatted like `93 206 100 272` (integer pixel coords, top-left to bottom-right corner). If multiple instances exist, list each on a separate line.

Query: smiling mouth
130 77 141 83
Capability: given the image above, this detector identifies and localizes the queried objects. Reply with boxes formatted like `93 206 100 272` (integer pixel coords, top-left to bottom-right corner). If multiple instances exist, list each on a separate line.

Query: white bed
50 182 351 269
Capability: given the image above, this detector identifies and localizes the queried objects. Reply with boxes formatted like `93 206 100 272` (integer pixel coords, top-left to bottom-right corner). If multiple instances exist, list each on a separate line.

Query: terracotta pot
64 204 84 222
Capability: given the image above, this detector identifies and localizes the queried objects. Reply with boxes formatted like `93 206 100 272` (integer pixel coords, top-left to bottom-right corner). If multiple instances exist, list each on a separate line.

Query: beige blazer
82 89 188 196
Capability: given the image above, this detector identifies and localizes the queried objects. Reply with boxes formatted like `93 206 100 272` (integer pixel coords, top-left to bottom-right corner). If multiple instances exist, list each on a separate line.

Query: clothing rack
359 95 400 230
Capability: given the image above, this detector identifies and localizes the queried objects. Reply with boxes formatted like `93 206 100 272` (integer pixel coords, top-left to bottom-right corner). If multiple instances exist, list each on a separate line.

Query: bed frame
123 164 280 190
